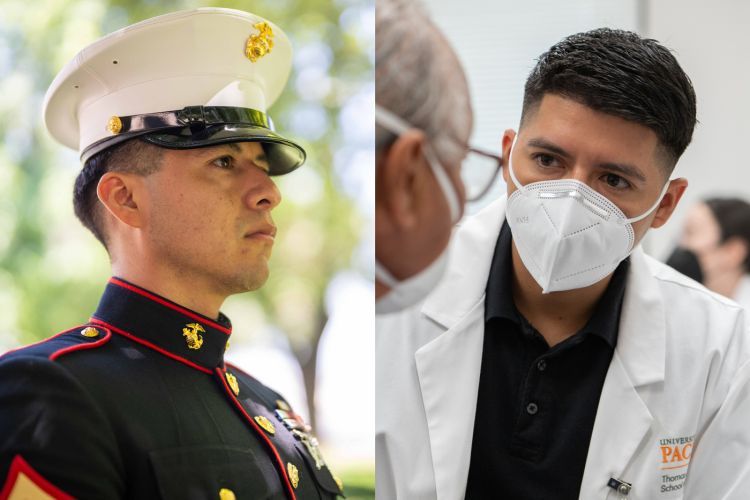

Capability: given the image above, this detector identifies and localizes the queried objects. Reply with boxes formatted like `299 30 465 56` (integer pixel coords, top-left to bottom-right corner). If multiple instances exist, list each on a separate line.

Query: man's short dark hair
521 28 697 170
73 139 163 248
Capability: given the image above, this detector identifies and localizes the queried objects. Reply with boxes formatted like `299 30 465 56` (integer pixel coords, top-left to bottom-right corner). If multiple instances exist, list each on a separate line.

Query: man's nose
244 168 282 210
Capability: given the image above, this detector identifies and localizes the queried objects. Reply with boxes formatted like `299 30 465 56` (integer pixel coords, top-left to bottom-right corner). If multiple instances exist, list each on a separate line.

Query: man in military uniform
0 8 343 499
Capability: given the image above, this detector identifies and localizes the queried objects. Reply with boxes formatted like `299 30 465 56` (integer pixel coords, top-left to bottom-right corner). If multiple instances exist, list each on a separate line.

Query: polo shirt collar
485 221 628 348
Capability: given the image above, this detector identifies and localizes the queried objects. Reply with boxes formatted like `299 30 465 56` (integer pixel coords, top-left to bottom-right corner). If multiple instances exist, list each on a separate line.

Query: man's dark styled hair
73 139 163 248
521 28 697 170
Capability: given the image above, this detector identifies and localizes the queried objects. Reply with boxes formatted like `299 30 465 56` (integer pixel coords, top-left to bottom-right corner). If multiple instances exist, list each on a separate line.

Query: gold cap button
226 372 240 396
80 327 99 338
254 415 276 435
106 115 122 134
287 462 299 489
219 488 236 500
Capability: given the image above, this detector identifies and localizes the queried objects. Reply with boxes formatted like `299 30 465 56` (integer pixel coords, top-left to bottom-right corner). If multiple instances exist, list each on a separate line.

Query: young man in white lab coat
376 28 750 499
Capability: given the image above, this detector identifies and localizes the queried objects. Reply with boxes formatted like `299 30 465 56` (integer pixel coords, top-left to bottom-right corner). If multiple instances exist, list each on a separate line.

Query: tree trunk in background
293 304 328 431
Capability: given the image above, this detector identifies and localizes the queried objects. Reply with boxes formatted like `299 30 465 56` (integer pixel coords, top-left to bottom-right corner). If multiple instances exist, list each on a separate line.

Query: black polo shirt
465 221 629 500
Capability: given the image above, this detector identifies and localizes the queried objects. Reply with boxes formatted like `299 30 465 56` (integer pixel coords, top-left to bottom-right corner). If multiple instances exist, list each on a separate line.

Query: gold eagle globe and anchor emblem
182 322 205 350
245 22 274 62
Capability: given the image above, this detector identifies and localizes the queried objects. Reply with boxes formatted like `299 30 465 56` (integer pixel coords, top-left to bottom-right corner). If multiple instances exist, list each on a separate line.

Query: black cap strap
112 106 271 135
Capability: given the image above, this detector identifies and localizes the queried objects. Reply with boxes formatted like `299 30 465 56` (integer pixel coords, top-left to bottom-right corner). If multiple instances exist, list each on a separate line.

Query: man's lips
244 225 277 241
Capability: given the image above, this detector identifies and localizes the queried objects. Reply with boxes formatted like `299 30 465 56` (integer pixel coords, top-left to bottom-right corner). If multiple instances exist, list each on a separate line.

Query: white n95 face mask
375 106 461 314
505 136 670 293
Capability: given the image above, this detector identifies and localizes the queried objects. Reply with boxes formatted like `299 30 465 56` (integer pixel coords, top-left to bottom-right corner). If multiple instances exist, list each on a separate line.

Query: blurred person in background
374 0 501 315
0 9 343 498
667 197 750 308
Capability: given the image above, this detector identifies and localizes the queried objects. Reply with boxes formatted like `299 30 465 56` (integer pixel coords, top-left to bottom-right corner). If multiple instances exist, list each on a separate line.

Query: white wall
423 0 750 260
644 0 750 258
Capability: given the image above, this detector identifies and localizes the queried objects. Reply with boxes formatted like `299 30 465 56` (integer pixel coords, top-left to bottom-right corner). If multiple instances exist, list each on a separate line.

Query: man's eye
533 153 558 168
212 156 234 169
603 173 631 189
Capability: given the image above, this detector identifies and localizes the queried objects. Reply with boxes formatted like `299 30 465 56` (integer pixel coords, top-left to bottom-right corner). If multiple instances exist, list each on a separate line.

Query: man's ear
651 177 688 229
97 172 144 229
500 129 517 186
376 129 429 231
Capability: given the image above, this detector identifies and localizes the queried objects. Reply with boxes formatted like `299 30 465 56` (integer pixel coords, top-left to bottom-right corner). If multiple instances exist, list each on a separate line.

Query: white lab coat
376 197 750 500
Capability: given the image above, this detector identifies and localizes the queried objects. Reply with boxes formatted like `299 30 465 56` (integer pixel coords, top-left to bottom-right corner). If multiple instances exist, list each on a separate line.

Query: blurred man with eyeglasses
374 0 501 315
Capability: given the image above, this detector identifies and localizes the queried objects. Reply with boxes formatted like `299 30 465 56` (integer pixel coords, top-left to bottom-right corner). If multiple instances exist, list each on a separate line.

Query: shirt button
526 402 539 415
537 359 547 371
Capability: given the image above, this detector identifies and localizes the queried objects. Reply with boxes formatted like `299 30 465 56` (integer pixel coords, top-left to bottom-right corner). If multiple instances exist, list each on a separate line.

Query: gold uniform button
287 462 299 489
225 372 240 396
80 327 99 338
334 475 344 492
219 488 236 500
254 415 276 435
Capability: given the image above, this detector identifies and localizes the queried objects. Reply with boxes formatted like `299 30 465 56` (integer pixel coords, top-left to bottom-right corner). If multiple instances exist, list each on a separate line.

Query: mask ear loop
375 261 399 288
506 134 526 193
376 106 461 223
622 179 673 224
422 147 461 223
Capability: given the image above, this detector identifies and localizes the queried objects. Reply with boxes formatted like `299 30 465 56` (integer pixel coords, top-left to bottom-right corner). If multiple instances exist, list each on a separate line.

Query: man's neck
111 264 225 320
510 241 613 347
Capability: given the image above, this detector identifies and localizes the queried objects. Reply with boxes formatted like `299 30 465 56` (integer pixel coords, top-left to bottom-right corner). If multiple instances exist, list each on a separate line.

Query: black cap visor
144 125 306 176
80 106 306 175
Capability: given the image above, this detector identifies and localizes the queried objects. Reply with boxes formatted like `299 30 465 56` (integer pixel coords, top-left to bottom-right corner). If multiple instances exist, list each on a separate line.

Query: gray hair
376 0 472 164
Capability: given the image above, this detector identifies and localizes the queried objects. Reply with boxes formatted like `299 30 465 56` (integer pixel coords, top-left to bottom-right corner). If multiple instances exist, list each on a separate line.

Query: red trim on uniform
108 278 231 335
49 328 112 361
0 454 74 500
216 367 297 500
89 318 213 374
0 327 80 359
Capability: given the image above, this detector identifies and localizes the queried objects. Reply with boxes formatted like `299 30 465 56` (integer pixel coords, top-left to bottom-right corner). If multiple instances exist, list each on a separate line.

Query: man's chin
232 266 270 294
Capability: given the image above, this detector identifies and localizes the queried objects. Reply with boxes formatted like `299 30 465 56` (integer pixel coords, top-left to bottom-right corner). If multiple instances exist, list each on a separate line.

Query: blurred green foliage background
0 0 374 496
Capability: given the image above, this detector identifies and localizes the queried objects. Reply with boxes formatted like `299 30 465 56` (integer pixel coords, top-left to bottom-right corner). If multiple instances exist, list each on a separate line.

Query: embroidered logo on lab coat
658 435 694 494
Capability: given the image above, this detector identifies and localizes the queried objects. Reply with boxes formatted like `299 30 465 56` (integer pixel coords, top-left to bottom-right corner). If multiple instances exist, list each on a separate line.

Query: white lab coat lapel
579 247 666 498
415 198 507 500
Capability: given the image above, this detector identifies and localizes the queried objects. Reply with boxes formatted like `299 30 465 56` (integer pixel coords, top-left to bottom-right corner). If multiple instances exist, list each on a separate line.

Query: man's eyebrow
192 143 239 156
525 137 647 183
526 137 572 159
598 161 647 183
194 142 268 162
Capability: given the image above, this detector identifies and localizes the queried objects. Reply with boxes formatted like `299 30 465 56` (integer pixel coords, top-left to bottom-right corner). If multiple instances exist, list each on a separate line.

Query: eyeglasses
461 147 503 202
376 105 503 203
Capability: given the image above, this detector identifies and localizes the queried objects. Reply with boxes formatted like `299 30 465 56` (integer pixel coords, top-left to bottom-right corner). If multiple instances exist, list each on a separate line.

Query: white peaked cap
43 8 305 175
